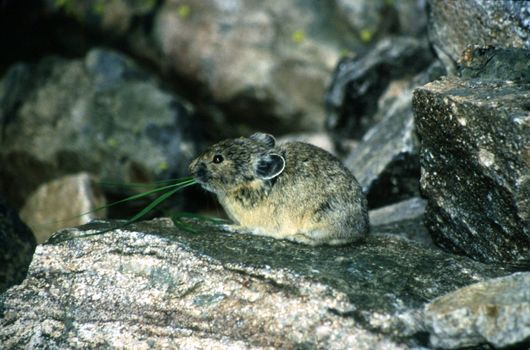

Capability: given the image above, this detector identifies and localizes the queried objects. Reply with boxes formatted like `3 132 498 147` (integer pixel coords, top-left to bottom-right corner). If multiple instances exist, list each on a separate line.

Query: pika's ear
250 132 276 148
255 153 285 180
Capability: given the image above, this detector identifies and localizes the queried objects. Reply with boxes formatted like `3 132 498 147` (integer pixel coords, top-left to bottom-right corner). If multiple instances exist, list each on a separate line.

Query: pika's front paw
219 224 241 233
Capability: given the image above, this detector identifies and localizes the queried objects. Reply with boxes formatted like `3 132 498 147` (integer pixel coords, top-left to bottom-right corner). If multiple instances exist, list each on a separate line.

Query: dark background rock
413 73 530 263
21 0 432 136
342 61 445 209
0 197 35 293
0 48 201 210
427 0 530 73
335 0 428 42
325 37 434 140
0 219 510 349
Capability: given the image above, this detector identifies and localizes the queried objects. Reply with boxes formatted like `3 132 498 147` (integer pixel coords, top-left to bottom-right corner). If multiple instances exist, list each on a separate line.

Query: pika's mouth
189 161 211 186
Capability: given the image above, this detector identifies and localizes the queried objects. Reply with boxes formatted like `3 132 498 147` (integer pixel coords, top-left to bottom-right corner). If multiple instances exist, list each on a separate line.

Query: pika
189 133 369 246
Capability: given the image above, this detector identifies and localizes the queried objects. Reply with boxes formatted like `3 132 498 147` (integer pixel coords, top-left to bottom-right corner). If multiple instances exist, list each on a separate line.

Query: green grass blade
68 181 197 239
57 178 196 223
171 211 228 233
126 182 195 224
99 176 195 189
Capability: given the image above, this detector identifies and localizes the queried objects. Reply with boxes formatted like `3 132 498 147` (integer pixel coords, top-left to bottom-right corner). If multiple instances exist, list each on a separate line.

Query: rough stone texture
369 197 433 248
325 36 434 140
19 172 106 244
0 197 35 293
0 48 200 209
413 75 530 263
0 218 509 349
423 272 530 349
428 0 530 72
343 62 445 209
459 46 530 82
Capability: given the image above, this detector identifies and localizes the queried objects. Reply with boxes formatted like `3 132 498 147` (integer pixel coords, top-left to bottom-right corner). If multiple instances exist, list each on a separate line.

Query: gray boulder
0 197 35 293
423 272 530 349
412 51 530 263
43 1 430 134
0 218 510 348
427 0 530 72
0 48 200 209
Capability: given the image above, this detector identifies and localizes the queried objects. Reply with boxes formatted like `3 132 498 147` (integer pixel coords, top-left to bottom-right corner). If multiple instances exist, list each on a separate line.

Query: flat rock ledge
0 218 525 349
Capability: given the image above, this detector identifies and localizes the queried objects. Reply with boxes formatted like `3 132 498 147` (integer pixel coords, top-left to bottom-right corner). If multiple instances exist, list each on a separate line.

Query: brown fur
189 133 369 245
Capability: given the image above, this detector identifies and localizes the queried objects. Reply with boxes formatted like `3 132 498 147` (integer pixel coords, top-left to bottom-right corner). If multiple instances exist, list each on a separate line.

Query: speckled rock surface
427 0 530 72
423 272 530 349
0 218 509 349
413 75 530 263
0 197 35 293
369 197 433 248
0 48 199 209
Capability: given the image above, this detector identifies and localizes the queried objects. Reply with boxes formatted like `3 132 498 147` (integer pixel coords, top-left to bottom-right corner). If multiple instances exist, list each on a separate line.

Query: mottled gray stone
413 76 530 263
344 83 419 208
423 272 530 349
342 61 445 209
0 48 199 209
43 0 430 135
369 197 433 248
459 46 530 83
0 218 509 349
428 0 530 72
0 197 35 293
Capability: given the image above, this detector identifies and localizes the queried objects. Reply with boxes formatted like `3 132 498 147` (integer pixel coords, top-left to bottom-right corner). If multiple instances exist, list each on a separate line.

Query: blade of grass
99 176 195 189
72 180 197 239
172 211 228 233
46 177 196 226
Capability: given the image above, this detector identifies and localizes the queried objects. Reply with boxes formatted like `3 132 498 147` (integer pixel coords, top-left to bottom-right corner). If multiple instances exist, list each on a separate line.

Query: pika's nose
189 160 208 182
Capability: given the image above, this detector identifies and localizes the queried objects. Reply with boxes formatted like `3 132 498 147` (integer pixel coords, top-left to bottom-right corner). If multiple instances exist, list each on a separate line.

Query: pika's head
189 133 285 194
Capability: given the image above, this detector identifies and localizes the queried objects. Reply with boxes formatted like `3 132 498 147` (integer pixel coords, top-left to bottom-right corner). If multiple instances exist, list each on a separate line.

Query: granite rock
413 73 530 263
423 272 530 349
0 218 510 348
427 0 530 72
0 197 35 293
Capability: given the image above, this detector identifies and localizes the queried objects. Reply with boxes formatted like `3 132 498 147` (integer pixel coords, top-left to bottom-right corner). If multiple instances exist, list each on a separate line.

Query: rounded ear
250 132 276 148
255 153 285 180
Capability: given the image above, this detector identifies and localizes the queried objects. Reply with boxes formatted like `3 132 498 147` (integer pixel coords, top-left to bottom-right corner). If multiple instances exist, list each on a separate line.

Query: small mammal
189 133 369 245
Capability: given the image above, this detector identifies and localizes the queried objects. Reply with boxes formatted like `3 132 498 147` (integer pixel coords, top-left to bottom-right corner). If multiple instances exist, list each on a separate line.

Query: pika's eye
212 154 224 164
